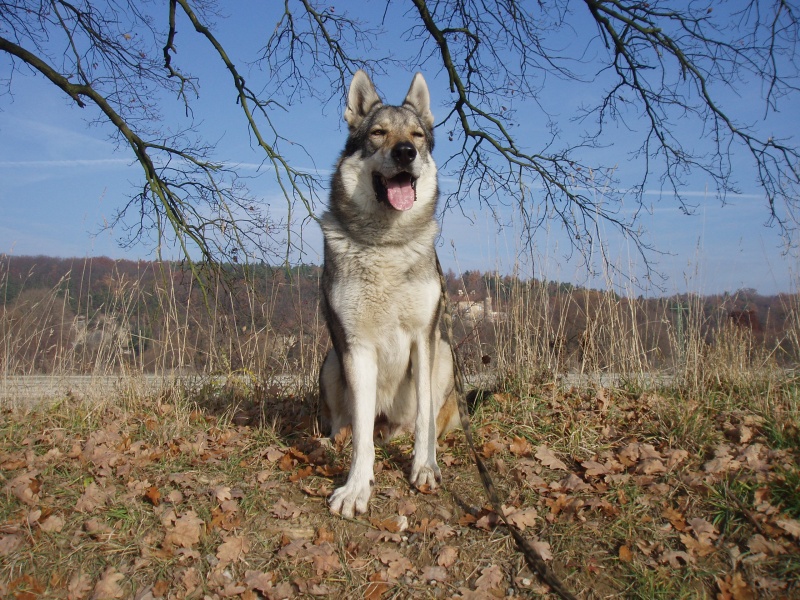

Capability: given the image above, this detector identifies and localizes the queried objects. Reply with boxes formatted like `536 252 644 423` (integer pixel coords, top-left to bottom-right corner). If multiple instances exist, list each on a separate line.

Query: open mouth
372 172 417 211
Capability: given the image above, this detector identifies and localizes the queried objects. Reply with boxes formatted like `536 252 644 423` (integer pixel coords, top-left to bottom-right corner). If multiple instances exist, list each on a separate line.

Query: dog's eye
412 131 425 139
371 129 386 137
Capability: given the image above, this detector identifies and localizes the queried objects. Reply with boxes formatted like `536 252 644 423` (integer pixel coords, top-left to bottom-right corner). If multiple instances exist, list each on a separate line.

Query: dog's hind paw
410 463 441 491
328 480 372 518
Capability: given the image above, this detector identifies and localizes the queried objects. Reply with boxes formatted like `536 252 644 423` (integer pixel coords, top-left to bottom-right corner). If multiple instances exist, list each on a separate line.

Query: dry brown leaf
662 506 688 532
664 448 689 469
474 564 505 592
75 482 109 513
581 460 609 477
39 514 65 533
163 511 203 548
680 533 716 557
308 542 342 576
314 527 335 545
0 534 24 557
67 571 92 600
509 436 532 457
747 534 786 556
421 565 449 582
272 498 302 520
775 517 800 539
531 540 553 561
534 445 567 471
91 567 125 600
364 571 390 600
397 498 417 516
717 572 756 600
504 507 539 531
6 470 40 505
370 514 408 533
660 549 694 567
144 486 161 506
636 458 666 475
244 570 274 594
289 465 314 482
216 535 250 564
214 486 232 502
437 545 458 567
618 545 633 562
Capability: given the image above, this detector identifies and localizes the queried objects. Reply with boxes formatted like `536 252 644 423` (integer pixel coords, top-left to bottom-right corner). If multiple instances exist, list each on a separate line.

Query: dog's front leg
329 345 377 517
410 335 441 490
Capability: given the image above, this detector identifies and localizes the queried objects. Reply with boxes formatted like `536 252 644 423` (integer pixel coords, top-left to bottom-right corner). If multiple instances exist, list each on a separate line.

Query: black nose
391 142 417 166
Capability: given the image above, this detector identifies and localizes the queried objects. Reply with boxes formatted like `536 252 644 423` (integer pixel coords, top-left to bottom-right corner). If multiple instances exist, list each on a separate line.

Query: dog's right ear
345 70 382 130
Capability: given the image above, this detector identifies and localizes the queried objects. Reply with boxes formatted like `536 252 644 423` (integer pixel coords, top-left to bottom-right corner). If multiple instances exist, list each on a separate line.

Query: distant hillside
1 255 797 375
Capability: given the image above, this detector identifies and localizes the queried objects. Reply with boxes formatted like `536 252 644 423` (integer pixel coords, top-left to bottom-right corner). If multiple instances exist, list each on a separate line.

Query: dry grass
1 257 799 598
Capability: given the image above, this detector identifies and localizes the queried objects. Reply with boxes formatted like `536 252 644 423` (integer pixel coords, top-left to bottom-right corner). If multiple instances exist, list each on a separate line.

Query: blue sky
1 2 798 296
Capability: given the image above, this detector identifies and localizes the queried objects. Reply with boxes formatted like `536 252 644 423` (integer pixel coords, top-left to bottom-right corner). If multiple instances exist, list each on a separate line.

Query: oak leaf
421 565 449 582
618 545 633 562
39 514 65 533
0 534 24 556
216 535 250 564
163 511 203 548
67 571 92 600
775 517 800 539
244 570 274 593
437 545 458 567
91 567 125 600
474 564 504 591
6 471 40 505
272 498 302 519
504 507 539 531
75 482 109 513
509 437 532 457
534 445 567 471
747 534 785 556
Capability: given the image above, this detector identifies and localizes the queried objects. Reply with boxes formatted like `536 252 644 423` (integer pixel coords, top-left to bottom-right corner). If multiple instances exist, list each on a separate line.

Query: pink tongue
385 177 415 211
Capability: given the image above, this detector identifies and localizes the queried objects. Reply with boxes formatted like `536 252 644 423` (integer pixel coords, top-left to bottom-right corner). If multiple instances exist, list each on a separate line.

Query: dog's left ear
403 73 434 129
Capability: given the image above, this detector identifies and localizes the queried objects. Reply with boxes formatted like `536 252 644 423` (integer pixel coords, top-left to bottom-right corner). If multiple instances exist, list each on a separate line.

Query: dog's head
340 70 436 212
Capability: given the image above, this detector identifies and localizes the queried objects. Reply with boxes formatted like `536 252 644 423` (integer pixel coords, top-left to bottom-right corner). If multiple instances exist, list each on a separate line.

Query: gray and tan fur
319 70 459 518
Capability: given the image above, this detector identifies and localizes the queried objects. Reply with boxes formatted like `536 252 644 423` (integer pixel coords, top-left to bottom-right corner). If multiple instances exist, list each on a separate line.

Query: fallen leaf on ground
91 567 125 600
163 511 203 548
535 445 568 471
437 545 458 567
39 514 65 533
216 535 250 564
421 565 449 582
509 436 532 456
75 482 109 513
272 498 303 519
67 571 92 600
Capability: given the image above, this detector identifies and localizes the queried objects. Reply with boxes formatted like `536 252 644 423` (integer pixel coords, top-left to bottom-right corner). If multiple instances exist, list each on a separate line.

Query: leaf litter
0 381 798 598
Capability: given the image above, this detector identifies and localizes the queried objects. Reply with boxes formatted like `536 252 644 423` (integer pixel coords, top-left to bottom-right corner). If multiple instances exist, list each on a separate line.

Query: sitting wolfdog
319 70 459 517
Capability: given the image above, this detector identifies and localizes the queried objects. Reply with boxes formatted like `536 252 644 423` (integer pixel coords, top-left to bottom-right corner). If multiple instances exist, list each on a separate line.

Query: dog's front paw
328 479 373 518
410 462 441 491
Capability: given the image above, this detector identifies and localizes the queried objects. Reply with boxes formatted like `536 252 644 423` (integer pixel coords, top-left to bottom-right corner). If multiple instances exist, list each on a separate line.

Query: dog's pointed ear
345 70 382 130
403 73 434 129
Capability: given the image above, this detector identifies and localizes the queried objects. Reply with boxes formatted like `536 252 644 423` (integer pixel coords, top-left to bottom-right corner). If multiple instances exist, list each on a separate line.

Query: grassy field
1 366 799 599
1 259 799 598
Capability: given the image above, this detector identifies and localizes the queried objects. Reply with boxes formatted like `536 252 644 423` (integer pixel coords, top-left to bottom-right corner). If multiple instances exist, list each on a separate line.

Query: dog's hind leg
319 349 349 438
328 345 378 518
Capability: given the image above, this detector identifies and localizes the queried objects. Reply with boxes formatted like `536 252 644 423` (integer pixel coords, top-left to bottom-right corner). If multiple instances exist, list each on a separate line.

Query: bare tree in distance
1 1 798 284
